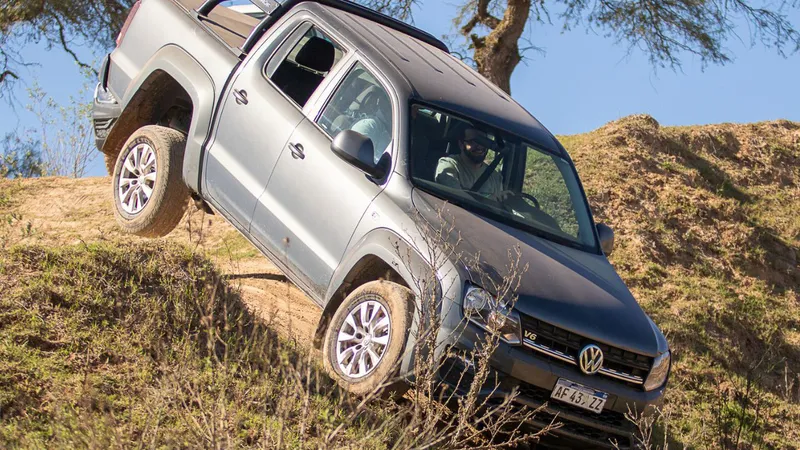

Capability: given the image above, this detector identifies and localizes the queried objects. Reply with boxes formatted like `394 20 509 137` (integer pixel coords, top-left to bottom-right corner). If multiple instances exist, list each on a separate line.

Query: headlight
462 285 522 345
644 351 671 391
95 83 117 104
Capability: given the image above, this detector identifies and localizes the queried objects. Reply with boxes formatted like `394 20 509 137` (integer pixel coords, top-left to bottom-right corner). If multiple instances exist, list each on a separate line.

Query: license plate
550 378 608 414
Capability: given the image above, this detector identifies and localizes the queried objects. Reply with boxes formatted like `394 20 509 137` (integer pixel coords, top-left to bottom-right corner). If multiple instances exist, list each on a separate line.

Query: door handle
233 89 248 105
289 142 305 160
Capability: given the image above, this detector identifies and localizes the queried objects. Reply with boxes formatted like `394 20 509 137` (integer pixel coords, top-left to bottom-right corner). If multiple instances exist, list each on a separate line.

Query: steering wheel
520 193 541 210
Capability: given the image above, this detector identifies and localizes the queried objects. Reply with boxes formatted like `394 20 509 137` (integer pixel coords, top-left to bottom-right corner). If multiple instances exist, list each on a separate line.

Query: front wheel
322 281 414 397
112 125 189 237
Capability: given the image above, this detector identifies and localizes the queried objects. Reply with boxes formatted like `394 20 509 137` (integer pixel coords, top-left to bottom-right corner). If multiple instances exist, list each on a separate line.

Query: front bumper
440 325 665 449
92 82 122 152
92 54 120 152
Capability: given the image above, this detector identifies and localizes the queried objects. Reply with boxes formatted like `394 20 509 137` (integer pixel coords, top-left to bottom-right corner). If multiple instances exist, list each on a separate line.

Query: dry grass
1 114 797 448
0 241 555 449
561 115 800 448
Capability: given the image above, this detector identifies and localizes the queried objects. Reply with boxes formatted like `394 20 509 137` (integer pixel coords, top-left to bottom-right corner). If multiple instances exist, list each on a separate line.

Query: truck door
251 61 394 295
203 22 346 228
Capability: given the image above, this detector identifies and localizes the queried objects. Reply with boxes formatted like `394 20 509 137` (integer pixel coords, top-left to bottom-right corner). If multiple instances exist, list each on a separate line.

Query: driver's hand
491 190 514 202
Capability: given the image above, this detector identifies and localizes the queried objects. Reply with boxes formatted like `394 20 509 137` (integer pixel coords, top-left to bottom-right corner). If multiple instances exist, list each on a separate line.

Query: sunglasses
464 139 489 153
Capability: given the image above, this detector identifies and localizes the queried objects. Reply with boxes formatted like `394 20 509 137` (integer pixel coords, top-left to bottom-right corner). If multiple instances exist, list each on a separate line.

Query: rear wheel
322 281 414 397
112 125 189 237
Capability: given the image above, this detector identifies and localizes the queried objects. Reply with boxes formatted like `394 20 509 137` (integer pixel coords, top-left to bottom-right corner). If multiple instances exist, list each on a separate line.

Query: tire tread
112 125 189 238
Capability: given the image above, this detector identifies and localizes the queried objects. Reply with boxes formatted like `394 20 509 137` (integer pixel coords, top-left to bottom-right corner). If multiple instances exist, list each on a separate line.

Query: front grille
517 382 635 449
517 382 629 429
520 314 652 386
536 410 632 449
437 353 634 449
485 382 634 449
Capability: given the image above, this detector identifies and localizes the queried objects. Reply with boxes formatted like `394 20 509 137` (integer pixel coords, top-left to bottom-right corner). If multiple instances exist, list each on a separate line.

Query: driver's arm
485 171 512 201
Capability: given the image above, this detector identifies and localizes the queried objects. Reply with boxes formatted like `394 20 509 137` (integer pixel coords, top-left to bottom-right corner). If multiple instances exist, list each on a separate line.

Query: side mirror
596 223 615 256
331 130 387 179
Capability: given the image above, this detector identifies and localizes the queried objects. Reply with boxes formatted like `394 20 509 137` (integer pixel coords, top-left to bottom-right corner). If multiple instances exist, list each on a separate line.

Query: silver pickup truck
93 0 670 447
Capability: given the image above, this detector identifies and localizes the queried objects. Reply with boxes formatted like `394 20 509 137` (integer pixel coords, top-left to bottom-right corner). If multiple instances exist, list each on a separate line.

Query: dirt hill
561 116 800 447
0 177 321 345
1 116 798 447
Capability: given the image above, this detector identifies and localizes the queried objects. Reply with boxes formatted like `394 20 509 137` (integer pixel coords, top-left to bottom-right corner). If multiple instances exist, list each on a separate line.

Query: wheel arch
104 45 215 193
313 229 431 349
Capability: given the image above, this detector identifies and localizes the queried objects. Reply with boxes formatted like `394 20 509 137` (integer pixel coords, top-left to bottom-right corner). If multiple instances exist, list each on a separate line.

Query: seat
410 115 449 181
271 36 335 106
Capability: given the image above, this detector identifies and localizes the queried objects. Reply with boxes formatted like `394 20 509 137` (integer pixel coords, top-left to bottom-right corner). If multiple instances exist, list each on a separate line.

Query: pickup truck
93 0 671 447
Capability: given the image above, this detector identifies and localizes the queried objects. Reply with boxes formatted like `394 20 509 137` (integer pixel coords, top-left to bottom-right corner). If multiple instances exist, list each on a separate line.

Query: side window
268 26 345 107
317 63 393 163
523 148 580 237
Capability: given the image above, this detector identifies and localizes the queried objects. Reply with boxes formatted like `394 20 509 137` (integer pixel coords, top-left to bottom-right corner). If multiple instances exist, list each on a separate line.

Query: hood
412 188 665 357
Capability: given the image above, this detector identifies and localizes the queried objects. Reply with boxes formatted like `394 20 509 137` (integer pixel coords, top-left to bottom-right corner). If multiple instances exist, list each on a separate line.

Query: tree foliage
0 133 43 179
360 0 800 94
25 81 96 178
0 0 133 96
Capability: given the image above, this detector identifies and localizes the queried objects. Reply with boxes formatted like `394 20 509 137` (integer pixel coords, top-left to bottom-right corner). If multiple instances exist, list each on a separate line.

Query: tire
112 125 189 237
322 280 414 397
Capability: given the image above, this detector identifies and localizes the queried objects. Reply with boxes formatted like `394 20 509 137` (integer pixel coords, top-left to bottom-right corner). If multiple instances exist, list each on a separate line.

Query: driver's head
459 127 494 164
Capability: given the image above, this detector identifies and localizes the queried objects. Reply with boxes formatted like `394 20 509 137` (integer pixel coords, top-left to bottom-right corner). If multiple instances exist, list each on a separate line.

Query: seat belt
471 153 504 192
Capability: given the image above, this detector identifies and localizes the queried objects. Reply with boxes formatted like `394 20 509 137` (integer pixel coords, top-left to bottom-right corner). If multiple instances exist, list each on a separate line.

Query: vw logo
579 344 604 375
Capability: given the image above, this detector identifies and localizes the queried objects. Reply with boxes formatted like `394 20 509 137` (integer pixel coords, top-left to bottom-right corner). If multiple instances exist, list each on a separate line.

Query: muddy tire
112 125 189 237
323 280 414 397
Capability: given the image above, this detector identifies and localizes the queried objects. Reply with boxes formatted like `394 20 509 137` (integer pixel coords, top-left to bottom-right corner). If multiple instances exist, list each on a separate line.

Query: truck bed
176 0 259 49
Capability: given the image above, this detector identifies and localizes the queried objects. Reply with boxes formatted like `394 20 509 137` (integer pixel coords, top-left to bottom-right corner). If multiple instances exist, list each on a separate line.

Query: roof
320 6 560 152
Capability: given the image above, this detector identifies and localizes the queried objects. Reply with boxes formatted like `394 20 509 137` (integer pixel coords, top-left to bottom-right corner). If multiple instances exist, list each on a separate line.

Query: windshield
409 104 598 251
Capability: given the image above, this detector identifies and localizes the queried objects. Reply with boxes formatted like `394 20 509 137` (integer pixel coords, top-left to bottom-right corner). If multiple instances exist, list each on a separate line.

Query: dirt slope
1 115 798 447
561 116 800 447
0 177 321 345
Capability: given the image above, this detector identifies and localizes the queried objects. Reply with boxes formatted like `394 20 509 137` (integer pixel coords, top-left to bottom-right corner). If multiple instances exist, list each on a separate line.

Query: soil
0 176 321 345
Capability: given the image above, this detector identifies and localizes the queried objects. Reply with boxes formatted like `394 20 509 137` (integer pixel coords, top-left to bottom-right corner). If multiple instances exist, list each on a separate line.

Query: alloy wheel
118 142 157 215
336 300 392 379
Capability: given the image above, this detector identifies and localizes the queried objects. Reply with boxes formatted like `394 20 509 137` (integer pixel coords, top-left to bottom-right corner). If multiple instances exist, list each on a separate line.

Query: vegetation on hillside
0 116 797 448
0 241 550 449
0 242 379 448
561 116 800 448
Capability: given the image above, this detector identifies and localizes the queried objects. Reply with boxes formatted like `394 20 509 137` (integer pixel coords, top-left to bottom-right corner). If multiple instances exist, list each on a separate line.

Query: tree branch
461 0 501 35
358 0 417 22
53 15 99 77
0 70 19 84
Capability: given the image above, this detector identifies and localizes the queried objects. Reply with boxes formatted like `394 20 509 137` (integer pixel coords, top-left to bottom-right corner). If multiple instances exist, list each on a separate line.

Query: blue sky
1 1 798 177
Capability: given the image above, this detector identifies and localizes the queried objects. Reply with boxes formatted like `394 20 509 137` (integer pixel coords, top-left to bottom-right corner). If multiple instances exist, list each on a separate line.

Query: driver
435 127 512 202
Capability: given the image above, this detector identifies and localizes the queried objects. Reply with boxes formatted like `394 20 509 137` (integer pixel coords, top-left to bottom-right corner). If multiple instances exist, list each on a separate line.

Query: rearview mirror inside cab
331 130 387 180
596 223 615 256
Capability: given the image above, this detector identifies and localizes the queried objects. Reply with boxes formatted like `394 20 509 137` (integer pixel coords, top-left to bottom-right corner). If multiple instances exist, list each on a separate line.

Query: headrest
360 86 381 107
295 37 335 73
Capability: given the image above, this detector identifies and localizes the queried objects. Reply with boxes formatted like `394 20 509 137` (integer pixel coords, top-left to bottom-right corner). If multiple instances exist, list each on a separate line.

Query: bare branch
0 70 18 84
358 0 418 22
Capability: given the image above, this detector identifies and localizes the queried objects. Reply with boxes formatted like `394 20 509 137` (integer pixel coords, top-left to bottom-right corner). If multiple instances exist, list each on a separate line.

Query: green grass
560 115 800 448
0 242 400 449
209 230 261 261
522 150 580 237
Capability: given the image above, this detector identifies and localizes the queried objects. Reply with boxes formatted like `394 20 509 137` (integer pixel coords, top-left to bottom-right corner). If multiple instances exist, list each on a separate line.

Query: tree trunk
469 0 531 95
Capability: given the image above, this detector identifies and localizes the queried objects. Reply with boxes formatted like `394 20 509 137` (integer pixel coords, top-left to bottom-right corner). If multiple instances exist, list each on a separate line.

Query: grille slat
514 382 635 449
520 314 653 386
